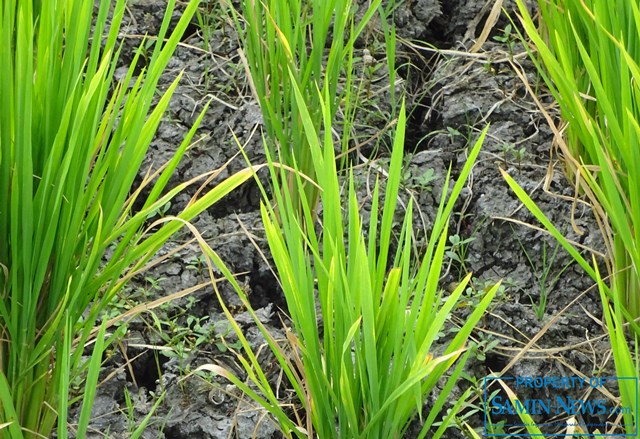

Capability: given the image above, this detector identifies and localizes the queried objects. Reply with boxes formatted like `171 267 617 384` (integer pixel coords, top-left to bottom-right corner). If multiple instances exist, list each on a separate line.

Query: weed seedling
493 24 516 56
148 311 213 361
446 234 476 273
513 146 526 172
458 373 508 437
518 238 574 320
119 387 166 438
146 201 172 219
139 276 166 297
212 320 241 352
413 168 436 189
500 143 515 167
402 163 437 191
499 143 527 171
447 126 464 143
123 387 136 432
186 254 208 276
362 48 377 97
469 332 500 363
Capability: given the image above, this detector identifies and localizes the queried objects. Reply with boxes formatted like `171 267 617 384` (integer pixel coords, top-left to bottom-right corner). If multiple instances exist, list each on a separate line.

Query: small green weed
518 238 574 320
456 277 514 312
458 373 507 437
446 234 476 273
119 387 166 438
493 24 516 55
447 126 464 140
402 165 437 191
148 313 214 361
469 332 500 363
500 142 526 169
138 276 166 297
186 254 208 276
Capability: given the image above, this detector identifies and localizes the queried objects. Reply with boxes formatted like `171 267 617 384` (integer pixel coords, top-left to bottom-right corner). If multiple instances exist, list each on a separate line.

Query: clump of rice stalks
508 0 640 322
196 80 498 437
0 1 255 437
500 1 640 435
225 0 386 212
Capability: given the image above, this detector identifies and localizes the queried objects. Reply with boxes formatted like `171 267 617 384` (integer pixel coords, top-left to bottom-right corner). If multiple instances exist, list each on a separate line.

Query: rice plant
198 76 498 436
501 2 640 434
0 1 255 437
225 0 384 212
511 0 640 321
